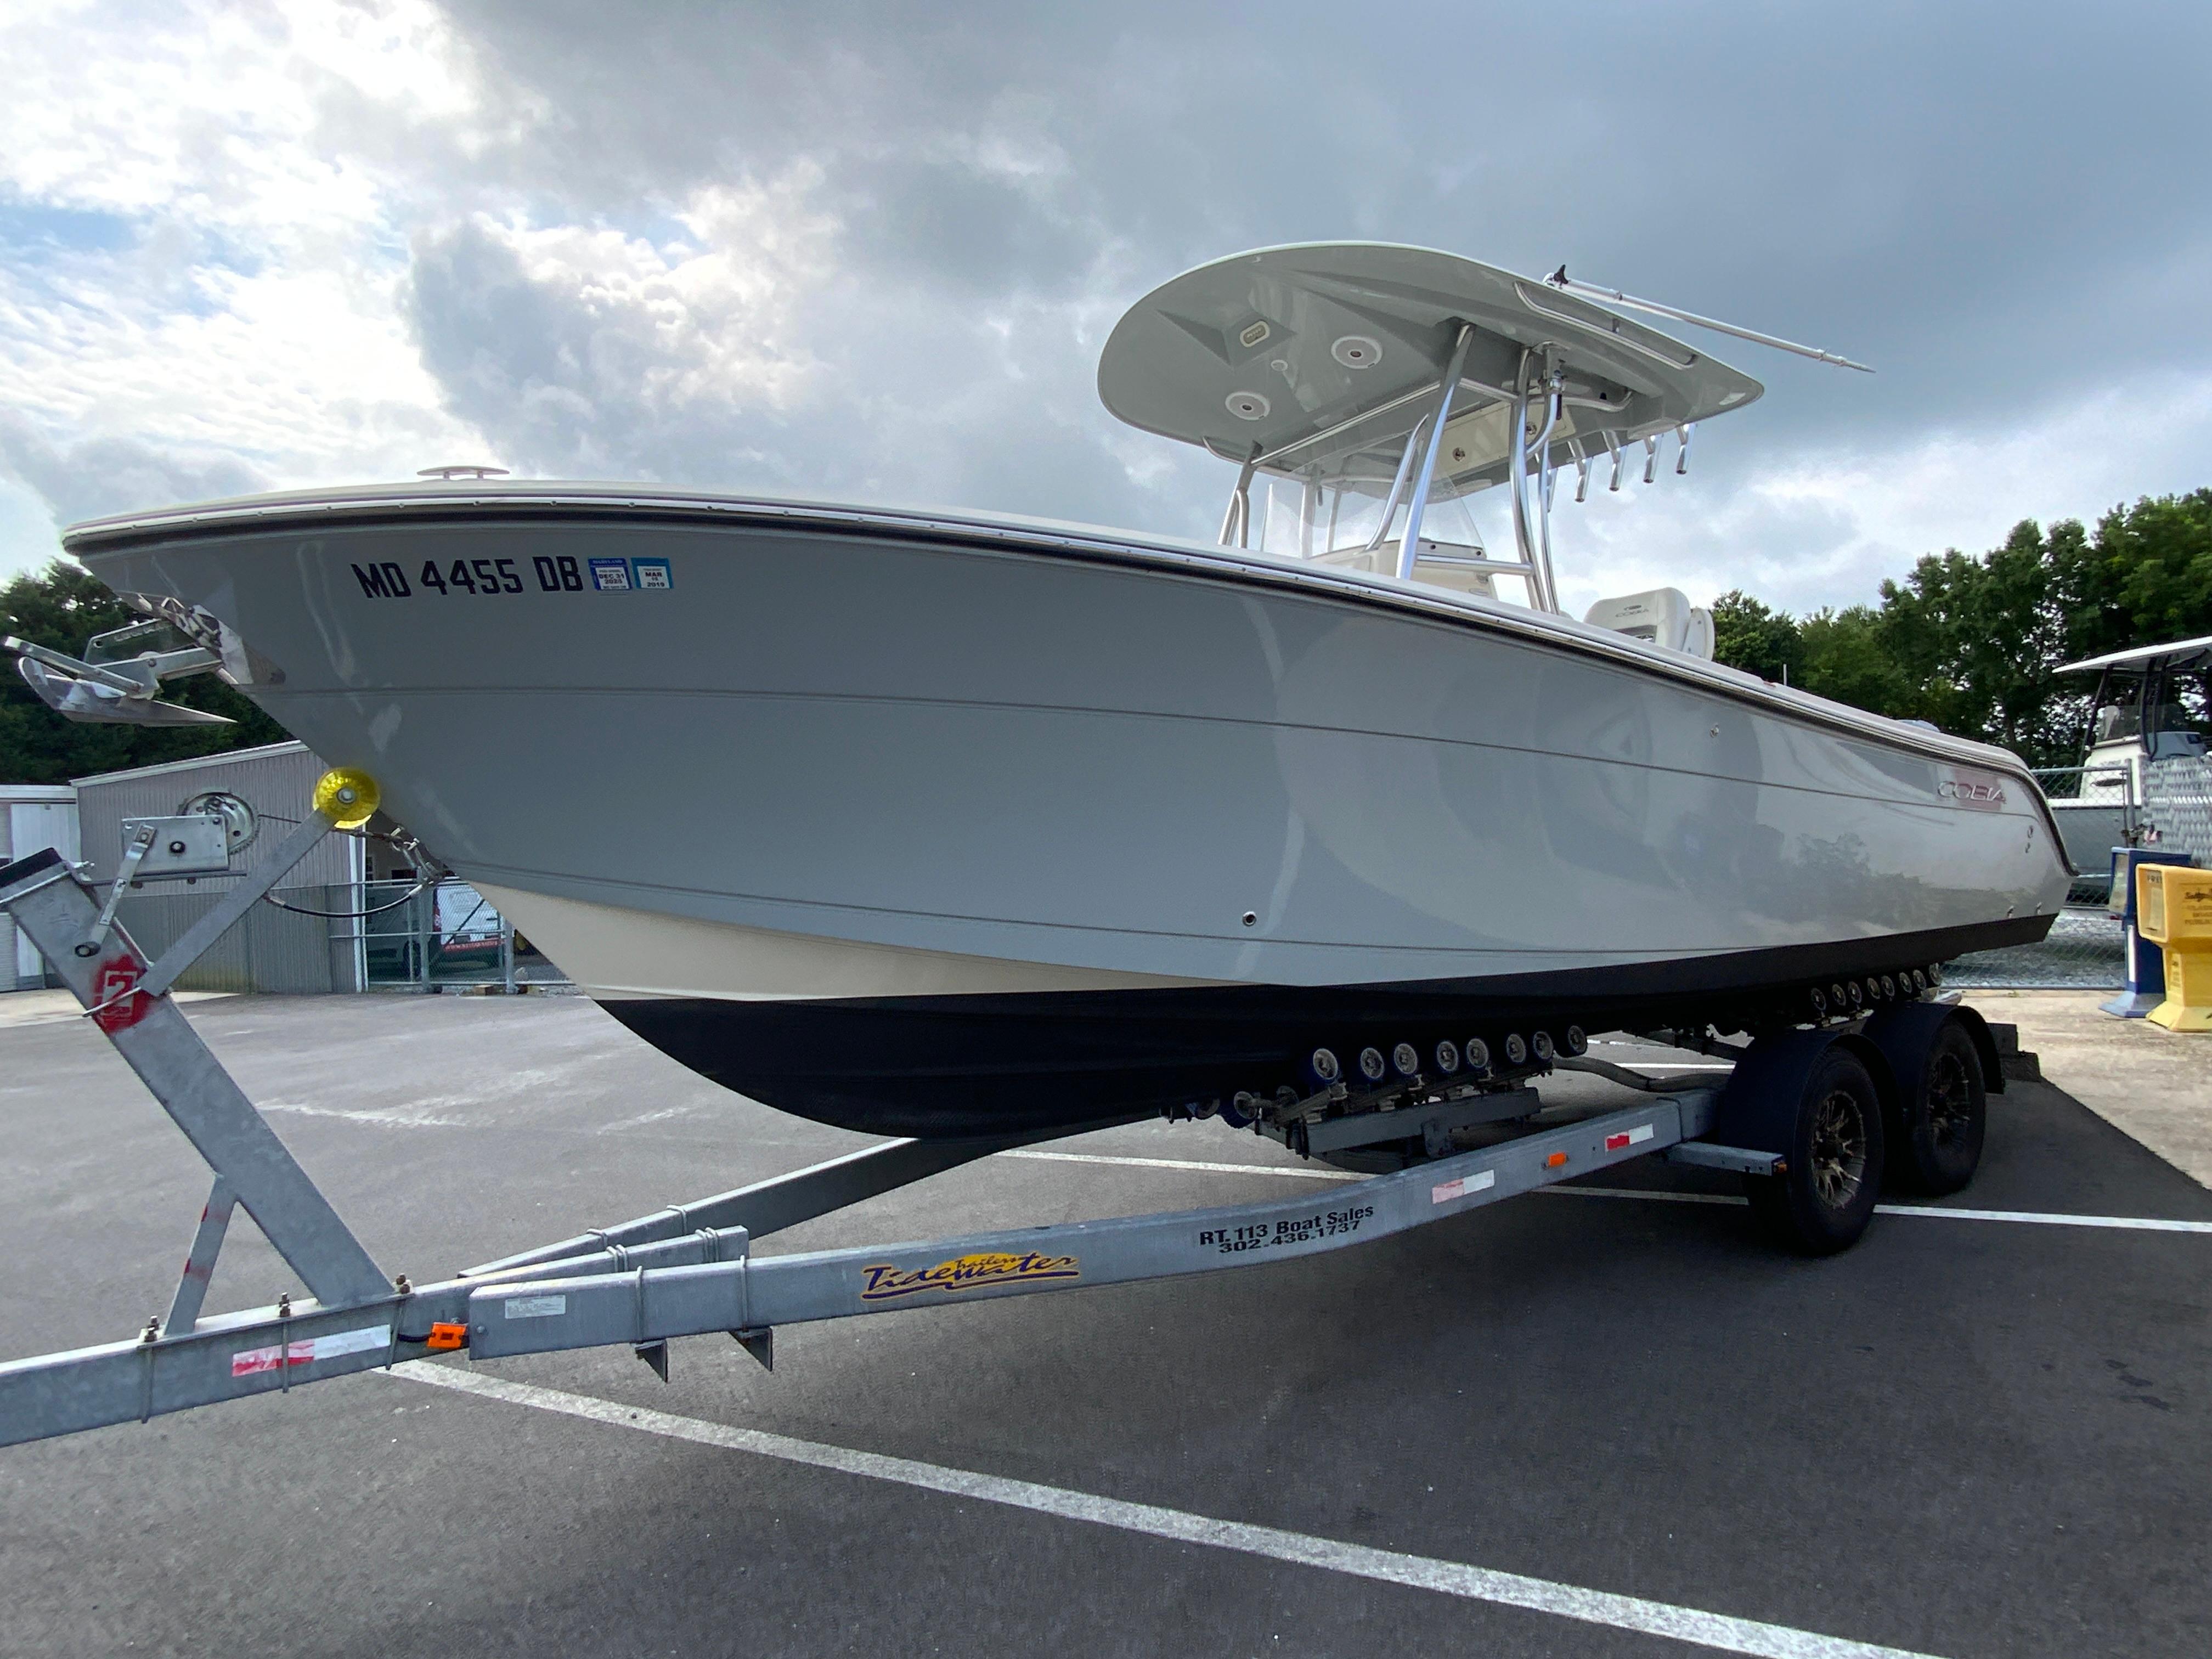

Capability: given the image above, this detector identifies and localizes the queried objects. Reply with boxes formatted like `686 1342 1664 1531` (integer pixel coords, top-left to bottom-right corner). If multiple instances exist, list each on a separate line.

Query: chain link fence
1943 765 2125 990
80 876 571 995
1944 756 2210 990
356 877 571 992
80 876 573 994
1942 904 2125 990
2145 755 2212 865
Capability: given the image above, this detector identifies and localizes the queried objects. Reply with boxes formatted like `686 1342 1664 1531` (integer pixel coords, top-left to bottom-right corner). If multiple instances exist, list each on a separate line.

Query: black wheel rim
1810 1090 1867 1209
1926 1051 1973 1151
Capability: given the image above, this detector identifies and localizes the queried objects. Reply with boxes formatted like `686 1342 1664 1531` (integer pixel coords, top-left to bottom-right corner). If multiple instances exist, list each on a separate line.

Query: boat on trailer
25 242 2066 1142
0 245 2045 1447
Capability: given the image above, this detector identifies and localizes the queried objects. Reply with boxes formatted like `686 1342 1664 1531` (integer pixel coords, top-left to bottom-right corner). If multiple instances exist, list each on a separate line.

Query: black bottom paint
602 917 2051 1139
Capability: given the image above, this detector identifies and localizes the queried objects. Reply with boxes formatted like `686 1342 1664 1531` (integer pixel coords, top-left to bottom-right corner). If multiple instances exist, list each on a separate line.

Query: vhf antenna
1545 267 1874 373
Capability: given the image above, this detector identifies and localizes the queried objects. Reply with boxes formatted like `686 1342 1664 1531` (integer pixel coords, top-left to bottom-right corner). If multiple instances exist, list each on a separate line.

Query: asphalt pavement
1 993 2207 1658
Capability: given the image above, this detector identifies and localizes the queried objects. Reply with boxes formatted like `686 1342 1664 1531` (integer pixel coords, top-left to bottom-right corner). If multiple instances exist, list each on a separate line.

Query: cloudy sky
2 1 2208 618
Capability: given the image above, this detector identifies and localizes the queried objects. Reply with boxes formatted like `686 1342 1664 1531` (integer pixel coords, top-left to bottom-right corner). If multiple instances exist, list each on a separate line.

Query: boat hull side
77 512 2073 994
599 913 2048 1136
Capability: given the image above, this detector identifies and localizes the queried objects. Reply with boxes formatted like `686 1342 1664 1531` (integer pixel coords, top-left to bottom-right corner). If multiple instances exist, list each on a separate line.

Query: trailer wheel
1889 1022 1985 1195
1745 1048 1886 1255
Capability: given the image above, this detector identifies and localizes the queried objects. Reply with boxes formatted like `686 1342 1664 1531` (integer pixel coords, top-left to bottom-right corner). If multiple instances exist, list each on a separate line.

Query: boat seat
1584 588 1713 659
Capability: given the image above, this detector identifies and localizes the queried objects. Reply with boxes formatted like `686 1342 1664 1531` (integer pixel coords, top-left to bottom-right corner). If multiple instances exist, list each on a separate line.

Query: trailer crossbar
462 1127 1087 1279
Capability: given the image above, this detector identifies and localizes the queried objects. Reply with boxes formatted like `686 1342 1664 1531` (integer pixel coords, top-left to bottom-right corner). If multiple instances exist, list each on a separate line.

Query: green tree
1798 605 1915 719
1875 520 2078 764
2056 489 2212 661
1 560 289 785
1710 590 1802 684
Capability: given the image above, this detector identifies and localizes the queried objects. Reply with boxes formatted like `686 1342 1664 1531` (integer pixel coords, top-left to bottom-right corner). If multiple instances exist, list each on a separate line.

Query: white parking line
1872 1204 2212 1233
594 1104 699 1136
1007 1152 2212 1232
391 1363 1946 1659
1003 1148 1363 1181
260 1101 477 1130
1545 1186 2212 1232
1543 1187 1747 1207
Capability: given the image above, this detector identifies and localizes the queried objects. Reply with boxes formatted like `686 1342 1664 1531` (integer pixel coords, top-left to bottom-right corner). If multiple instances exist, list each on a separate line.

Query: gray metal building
72 742 365 994
1 785 80 990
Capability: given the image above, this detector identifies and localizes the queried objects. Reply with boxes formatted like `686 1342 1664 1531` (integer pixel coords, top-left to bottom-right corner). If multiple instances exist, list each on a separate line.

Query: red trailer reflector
1604 1124 1656 1152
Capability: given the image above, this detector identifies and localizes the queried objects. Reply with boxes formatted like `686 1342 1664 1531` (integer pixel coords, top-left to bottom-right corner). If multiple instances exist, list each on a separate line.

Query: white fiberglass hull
70 484 2068 1135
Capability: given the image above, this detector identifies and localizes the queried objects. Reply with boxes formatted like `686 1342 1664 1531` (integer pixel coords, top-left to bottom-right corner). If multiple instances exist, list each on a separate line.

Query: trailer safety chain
261 810 451 919
261 868 442 921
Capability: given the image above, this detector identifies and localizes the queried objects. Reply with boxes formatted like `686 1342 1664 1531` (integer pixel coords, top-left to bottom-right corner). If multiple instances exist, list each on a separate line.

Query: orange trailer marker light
425 1322 467 1351
1545 1152 1569 1169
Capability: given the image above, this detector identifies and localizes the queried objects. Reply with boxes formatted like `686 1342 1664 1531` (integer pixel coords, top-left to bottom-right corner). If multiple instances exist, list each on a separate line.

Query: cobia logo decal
1938 770 2006 807
857 1250 1080 1301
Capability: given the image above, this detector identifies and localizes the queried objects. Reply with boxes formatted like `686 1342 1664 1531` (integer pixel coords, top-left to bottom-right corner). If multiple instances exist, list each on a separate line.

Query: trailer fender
1707 1026 1899 1156
1861 1000 1998 1195
1875 1001 2002 1096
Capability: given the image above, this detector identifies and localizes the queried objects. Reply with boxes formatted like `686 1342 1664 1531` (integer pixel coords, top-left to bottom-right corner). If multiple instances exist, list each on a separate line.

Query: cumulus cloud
0 410 264 526
0 0 494 565
397 160 1162 524
2 0 2210 601
400 174 833 481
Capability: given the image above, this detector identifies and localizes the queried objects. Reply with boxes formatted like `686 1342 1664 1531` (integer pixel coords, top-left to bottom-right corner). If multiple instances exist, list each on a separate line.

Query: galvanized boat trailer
0 781 1999 1451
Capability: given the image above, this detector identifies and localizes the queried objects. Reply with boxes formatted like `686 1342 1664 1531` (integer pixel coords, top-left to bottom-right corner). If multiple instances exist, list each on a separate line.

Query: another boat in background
2047 635 2212 889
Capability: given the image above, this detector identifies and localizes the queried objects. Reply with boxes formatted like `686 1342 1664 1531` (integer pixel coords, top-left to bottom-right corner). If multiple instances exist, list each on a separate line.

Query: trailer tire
1888 1020 1986 1195
1745 1048 1886 1255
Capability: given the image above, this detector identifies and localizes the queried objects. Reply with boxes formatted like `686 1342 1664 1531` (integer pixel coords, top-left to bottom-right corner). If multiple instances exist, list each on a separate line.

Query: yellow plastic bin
2138 862 2212 1033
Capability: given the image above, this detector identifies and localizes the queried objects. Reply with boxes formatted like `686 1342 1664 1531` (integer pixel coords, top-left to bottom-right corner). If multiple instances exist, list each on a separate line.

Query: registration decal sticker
349 552 670 597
